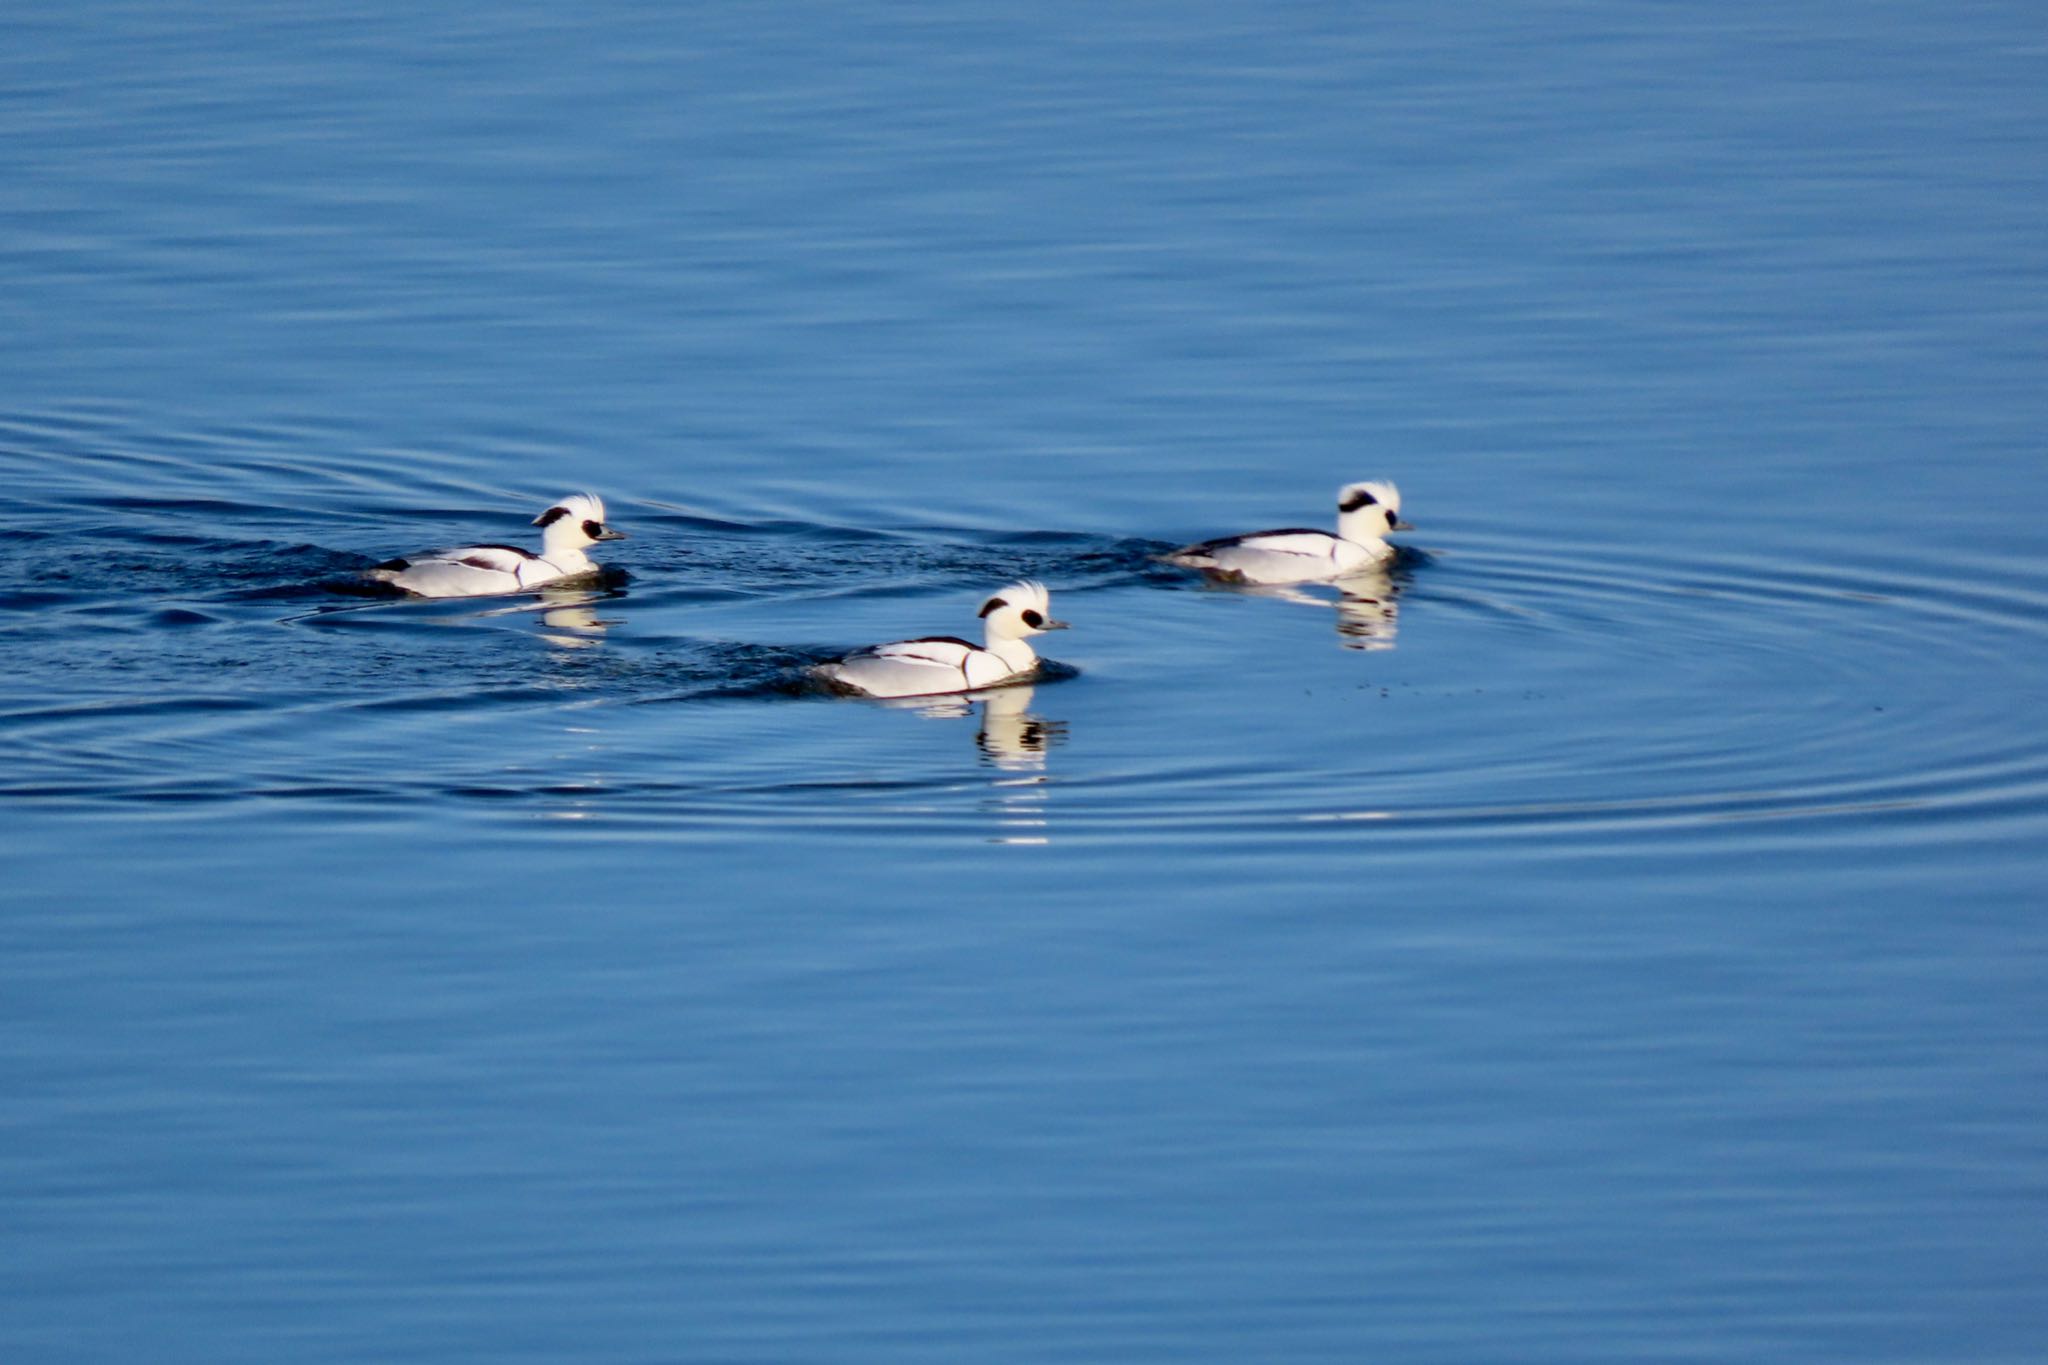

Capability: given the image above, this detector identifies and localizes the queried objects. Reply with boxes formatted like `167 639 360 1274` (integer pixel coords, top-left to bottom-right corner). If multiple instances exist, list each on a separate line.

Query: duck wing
854 636 980 668
441 544 539 574
1167 528 1333 562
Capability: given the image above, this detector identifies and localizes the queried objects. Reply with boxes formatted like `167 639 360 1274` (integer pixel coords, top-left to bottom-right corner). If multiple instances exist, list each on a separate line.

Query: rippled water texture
4 4 2046 1362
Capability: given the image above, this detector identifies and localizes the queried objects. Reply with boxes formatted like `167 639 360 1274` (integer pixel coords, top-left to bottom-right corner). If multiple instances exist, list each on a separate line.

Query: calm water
5 3 2047 1361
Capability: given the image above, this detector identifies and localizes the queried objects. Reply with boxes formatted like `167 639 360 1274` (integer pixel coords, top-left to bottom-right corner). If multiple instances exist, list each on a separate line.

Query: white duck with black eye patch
1163 480 1412 585
367 492 627 598
816 580 1069 698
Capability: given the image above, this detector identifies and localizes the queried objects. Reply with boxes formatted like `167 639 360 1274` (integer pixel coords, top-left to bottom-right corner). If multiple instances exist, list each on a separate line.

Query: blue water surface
4 3 2046 1361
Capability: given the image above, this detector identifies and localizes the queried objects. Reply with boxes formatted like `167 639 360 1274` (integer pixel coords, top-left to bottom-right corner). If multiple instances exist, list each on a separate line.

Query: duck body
369 492 625 599
1164 527 1390 585
371 543 591 598
818 635 1033 698
1164 480 1410 586
817 581 1068 699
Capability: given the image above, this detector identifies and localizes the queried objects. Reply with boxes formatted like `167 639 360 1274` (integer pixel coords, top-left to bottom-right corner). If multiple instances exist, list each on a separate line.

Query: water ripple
3 415 2046 855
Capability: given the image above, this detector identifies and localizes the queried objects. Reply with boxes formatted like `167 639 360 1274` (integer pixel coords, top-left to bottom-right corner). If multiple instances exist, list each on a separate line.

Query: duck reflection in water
875 683 1066 844
973 683 1067 771
1224 563 1402 652
874 683 1067 770
476 586 622 650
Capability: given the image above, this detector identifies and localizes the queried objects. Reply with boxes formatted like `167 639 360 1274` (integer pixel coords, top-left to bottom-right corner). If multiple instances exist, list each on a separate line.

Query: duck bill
1040 619 1071 630
594 526 629 541
1390 519 1415 532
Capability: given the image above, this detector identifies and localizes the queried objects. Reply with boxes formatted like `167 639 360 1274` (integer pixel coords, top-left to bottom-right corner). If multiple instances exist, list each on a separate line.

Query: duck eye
1022 609 1044 628
1385 509 1399 527
583 519 603 538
